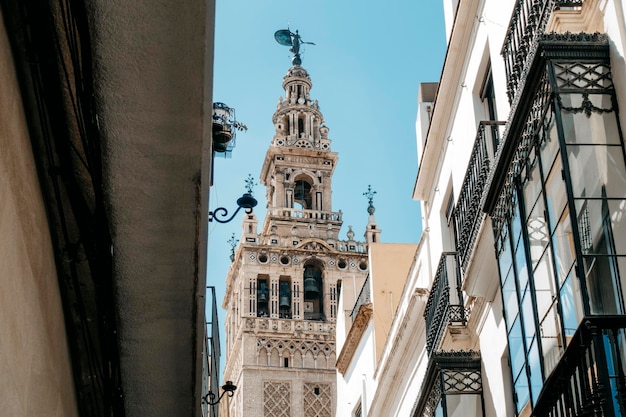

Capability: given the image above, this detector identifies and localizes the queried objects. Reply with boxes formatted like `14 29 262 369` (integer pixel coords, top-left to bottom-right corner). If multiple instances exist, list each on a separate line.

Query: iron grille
454 121 505 269
411 350 483 417
424 253 466 354
501 0 585 104
350 274 371 321
533 316 626 416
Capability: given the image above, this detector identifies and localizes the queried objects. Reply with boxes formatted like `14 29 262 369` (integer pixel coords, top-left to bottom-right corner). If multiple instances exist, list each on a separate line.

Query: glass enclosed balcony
488 32 626 414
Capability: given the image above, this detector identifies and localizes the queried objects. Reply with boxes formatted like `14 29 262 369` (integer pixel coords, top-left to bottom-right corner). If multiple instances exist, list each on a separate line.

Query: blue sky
208 1 446 325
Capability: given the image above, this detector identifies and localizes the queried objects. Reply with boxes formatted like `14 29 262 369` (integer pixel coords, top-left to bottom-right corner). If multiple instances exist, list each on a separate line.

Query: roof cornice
413 0 481 201
335 303 373 376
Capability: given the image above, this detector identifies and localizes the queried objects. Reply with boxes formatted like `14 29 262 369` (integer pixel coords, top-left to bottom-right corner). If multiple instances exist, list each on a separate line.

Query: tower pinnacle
363 185 377 215
363 185 382 243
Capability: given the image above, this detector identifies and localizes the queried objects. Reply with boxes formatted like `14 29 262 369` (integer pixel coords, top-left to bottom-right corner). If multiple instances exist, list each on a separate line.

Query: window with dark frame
491 39 626 414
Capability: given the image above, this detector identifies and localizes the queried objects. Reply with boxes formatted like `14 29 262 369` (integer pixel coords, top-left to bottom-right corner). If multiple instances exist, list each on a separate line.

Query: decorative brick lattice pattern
303 383 332 417
264 381 290 417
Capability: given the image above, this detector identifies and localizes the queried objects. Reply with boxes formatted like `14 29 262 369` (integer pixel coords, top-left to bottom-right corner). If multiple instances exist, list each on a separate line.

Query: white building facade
339 1 626 416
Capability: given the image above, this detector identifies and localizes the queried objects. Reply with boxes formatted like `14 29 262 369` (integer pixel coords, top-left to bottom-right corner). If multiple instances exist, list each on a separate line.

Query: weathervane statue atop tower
274 28 315 65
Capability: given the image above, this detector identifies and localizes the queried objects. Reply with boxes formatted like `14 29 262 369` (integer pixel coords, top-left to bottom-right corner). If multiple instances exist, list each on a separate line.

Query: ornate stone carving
264 381 291 417
303 383 332 417
256 337 335 369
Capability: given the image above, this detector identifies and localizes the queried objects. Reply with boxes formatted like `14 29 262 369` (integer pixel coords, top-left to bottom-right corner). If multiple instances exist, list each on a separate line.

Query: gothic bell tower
222 30 371 417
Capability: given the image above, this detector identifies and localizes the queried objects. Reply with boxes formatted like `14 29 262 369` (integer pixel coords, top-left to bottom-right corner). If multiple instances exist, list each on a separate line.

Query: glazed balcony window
486 34 626 414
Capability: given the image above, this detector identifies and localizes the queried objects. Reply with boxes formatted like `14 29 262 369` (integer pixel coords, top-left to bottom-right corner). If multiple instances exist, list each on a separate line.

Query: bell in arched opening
279 281 291 308
294 179 312 209
303 265 321 299
257 280 269 303
304 277 319 299
279 296 291 308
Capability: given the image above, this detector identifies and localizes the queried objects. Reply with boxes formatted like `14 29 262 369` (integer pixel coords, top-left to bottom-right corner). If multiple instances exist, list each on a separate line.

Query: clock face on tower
298 97 305 104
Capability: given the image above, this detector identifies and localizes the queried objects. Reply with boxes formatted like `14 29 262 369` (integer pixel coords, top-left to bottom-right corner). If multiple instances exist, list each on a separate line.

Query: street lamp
209 175 258 224
203 380 237 406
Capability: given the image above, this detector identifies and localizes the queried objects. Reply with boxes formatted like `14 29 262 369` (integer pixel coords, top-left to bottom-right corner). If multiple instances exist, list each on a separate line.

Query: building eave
413 0 481 201
86 1 216 415
336 303 373 376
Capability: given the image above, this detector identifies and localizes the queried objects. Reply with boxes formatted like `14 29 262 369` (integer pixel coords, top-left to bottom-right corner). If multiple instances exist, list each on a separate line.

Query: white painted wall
336 322 376 417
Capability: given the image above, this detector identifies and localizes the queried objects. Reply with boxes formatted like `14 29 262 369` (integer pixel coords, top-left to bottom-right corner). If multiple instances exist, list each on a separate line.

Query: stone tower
222 61 373 417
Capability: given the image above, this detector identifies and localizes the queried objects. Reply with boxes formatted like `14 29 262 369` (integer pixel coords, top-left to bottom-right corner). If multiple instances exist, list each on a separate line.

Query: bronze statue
274 29 315 65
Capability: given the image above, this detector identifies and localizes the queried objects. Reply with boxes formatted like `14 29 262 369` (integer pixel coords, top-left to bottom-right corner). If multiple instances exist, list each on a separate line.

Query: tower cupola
259 31 341 241
272 66 330 151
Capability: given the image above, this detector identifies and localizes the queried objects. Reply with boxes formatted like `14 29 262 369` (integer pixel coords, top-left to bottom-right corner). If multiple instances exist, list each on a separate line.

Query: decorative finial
363 185 377 215
274 28 315 65
347 225 355 241
245 174 257 195
228 233 238 262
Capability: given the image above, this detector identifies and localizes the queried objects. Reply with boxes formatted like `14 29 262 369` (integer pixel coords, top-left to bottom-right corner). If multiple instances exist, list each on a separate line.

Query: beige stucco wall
369 243 417 365
0 11 78 417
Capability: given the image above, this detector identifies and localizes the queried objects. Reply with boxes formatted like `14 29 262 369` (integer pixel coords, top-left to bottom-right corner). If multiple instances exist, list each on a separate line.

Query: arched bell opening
257 275 269 317
297 115 305 138
279 277 292 319
303 262 324 321
294 176 313 209
281 115 290 136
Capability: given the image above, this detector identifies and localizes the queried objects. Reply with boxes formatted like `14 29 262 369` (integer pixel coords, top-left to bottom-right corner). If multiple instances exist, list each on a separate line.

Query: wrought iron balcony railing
412 350 483 417
454 121 505 269
424 253 466 354
533 316 626 416
351 274 371 321
502 0 584 103
204 287 221 417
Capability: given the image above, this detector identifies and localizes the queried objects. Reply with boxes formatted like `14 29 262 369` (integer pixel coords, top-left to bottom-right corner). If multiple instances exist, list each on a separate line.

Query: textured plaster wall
85 0 216 415
0 11 78 417
369 243 417 365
